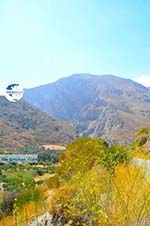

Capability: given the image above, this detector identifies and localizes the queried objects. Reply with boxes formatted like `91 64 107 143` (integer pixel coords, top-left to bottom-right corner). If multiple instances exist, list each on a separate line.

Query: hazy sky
0 0 150 88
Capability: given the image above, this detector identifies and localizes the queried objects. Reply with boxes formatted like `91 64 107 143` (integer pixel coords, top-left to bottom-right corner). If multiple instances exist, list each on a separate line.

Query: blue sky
0 0 150 88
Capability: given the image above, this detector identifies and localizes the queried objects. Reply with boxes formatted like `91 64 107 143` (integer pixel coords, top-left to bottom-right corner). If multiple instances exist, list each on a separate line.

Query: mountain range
24 74 150 144
0 97 75 150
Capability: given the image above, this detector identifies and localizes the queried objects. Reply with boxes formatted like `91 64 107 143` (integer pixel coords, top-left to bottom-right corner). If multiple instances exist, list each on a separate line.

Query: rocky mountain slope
24 74 150 144
0 97 75 149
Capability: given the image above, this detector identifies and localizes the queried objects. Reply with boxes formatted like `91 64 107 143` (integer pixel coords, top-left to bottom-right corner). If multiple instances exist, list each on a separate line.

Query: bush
137 127 150 136
99 144 131 173
56 138 130 182
56 137 108 182
0 192 17 218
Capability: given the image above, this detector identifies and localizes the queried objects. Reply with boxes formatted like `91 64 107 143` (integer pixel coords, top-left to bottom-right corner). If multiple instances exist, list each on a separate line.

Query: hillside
0 97 75 149
24 74 150 144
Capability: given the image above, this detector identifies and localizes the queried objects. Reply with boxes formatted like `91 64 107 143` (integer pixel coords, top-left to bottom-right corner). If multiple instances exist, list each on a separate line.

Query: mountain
24 74 150 144
0 97 75 150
